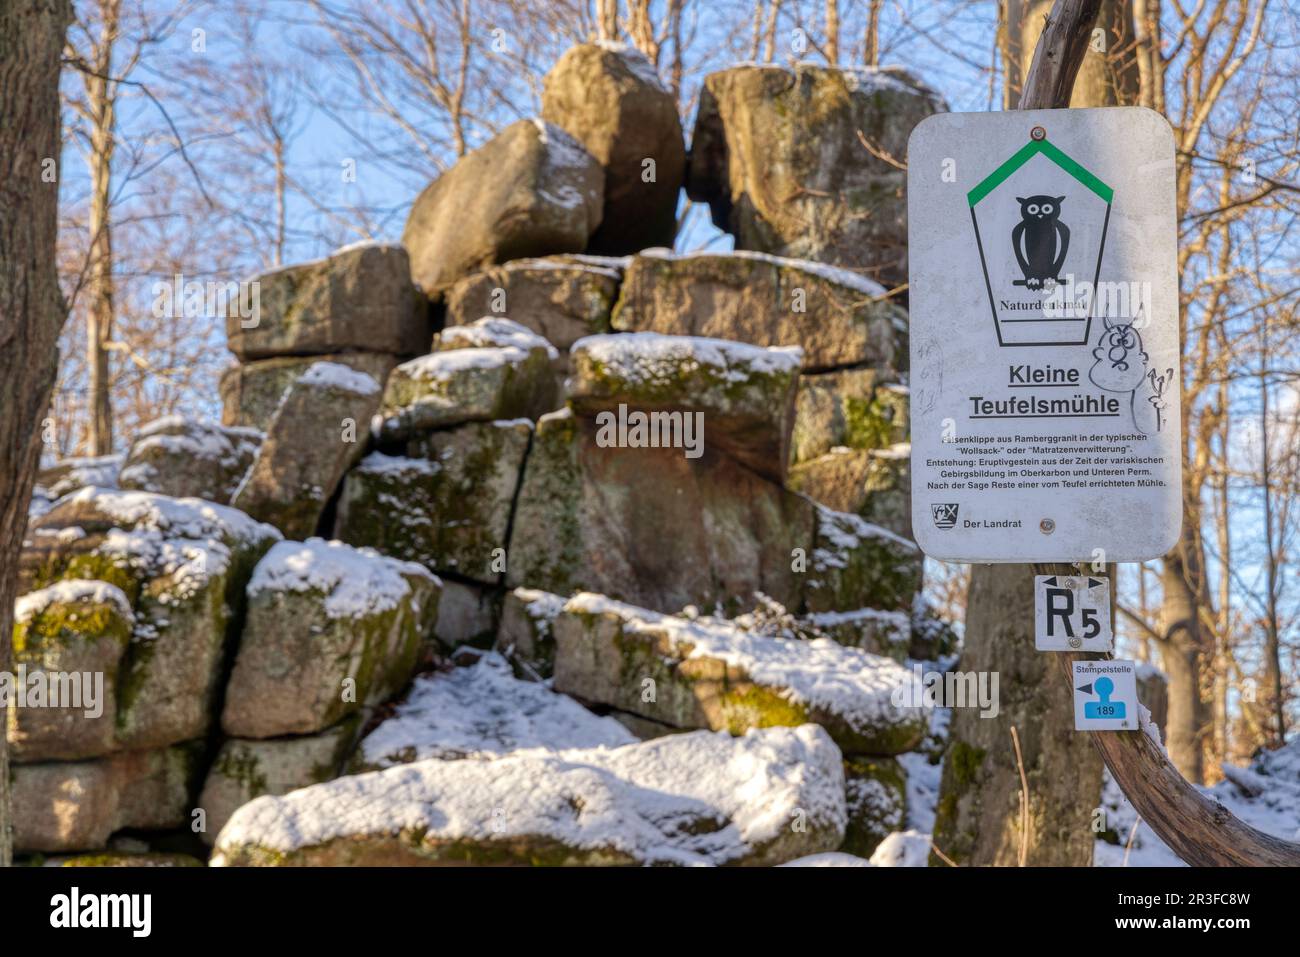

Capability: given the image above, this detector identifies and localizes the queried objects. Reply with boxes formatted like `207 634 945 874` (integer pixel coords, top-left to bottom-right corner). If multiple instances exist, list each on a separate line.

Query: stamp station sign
907 108 1182 562
1071 659 1139 731
1034 575 1113 652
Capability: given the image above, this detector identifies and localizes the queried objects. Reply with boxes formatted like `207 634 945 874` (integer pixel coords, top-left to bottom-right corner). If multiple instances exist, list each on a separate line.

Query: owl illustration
1012 195 1069 290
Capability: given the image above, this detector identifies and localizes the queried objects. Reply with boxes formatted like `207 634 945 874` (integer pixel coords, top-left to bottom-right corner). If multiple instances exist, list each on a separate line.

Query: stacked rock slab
374 318 558 441
505 330 921 615
196 715 362 845
225 242 427 360
14 744 204 853
401 119 604 295
443 255 626 353
221 538 440 738
790 443 912 539
117 416 261 504
610 249 906 374
551 593 927 755
566 330 801 482
687 63 943 288
506 334 821 613
221 352 396 432
232 361 382 539
540 42 685 255
200 538 440 843
221 242 424 429
12 488 280 852
606 248 914 531
9 580 134 761
212 724 845 866
337 319 557 603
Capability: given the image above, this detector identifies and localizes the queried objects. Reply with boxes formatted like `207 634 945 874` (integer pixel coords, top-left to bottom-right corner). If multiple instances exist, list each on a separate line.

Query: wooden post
1022 0 1300 867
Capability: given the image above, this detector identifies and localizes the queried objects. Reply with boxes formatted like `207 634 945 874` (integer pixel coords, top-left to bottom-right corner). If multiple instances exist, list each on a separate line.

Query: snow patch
15 579 134 626
639 246 888 297
247 538 436 620
397 346 529 383
439 317 559 359
571 331 803 386
298 361 381 397
359 652 635 768
215 725 844 866
564 592 923 736
594 39 667 91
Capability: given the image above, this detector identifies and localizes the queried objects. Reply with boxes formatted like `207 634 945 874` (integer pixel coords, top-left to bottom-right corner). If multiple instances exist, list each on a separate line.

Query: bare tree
863 0 883 66
66 0 123 455
60 0 200 455
0 0 73 868
825 0 839 64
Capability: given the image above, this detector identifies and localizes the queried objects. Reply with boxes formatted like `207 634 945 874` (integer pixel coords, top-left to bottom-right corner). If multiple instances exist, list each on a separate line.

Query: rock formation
12 49 946 866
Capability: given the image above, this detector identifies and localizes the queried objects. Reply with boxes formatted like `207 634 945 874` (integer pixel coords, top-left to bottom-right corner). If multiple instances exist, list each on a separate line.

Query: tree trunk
932 568 1104 865
595 0 617 43
863 0 882 66
1158 546 1207 781
0 0 74 867
762 0 782 63
825 0 839 65
934 0 1110 867
1003 0 1138 108
85 0 121 456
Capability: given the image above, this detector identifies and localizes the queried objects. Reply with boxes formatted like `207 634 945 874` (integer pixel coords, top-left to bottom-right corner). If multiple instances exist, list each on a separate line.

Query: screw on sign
1033 574 1112 651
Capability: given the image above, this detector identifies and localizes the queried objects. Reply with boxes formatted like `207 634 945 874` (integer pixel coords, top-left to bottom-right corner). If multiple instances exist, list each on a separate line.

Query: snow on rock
400 346 531 383
593 39 666 91
567 331 803 482
639 246 888 298
780 851 873 867
14 579 134 626
554 592 928 754
496 587 567 677
213 725 846 866
223 539 441 739
53 486 279 548
805 503 923 614
869 829 935 867
350 451 439 478
570 331 802 385
379 337 558 439
435 316 560 360
36 454 123 500
296 361 381 397
356 651 635 770
118 417 262 503
530 117 596 170
26 487 282 603
247 537 437 620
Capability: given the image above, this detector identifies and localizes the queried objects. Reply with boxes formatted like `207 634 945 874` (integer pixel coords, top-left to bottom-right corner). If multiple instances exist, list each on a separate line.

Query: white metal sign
1071 659 1138 731
907 108 1182 562
1034 575 1112 651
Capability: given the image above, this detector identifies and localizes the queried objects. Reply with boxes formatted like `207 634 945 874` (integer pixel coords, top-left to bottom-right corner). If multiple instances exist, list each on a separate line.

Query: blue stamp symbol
1079 675 1126 720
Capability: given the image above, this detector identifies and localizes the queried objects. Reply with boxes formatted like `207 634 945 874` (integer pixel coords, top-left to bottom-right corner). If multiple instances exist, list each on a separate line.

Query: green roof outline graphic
967 138 1113 207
